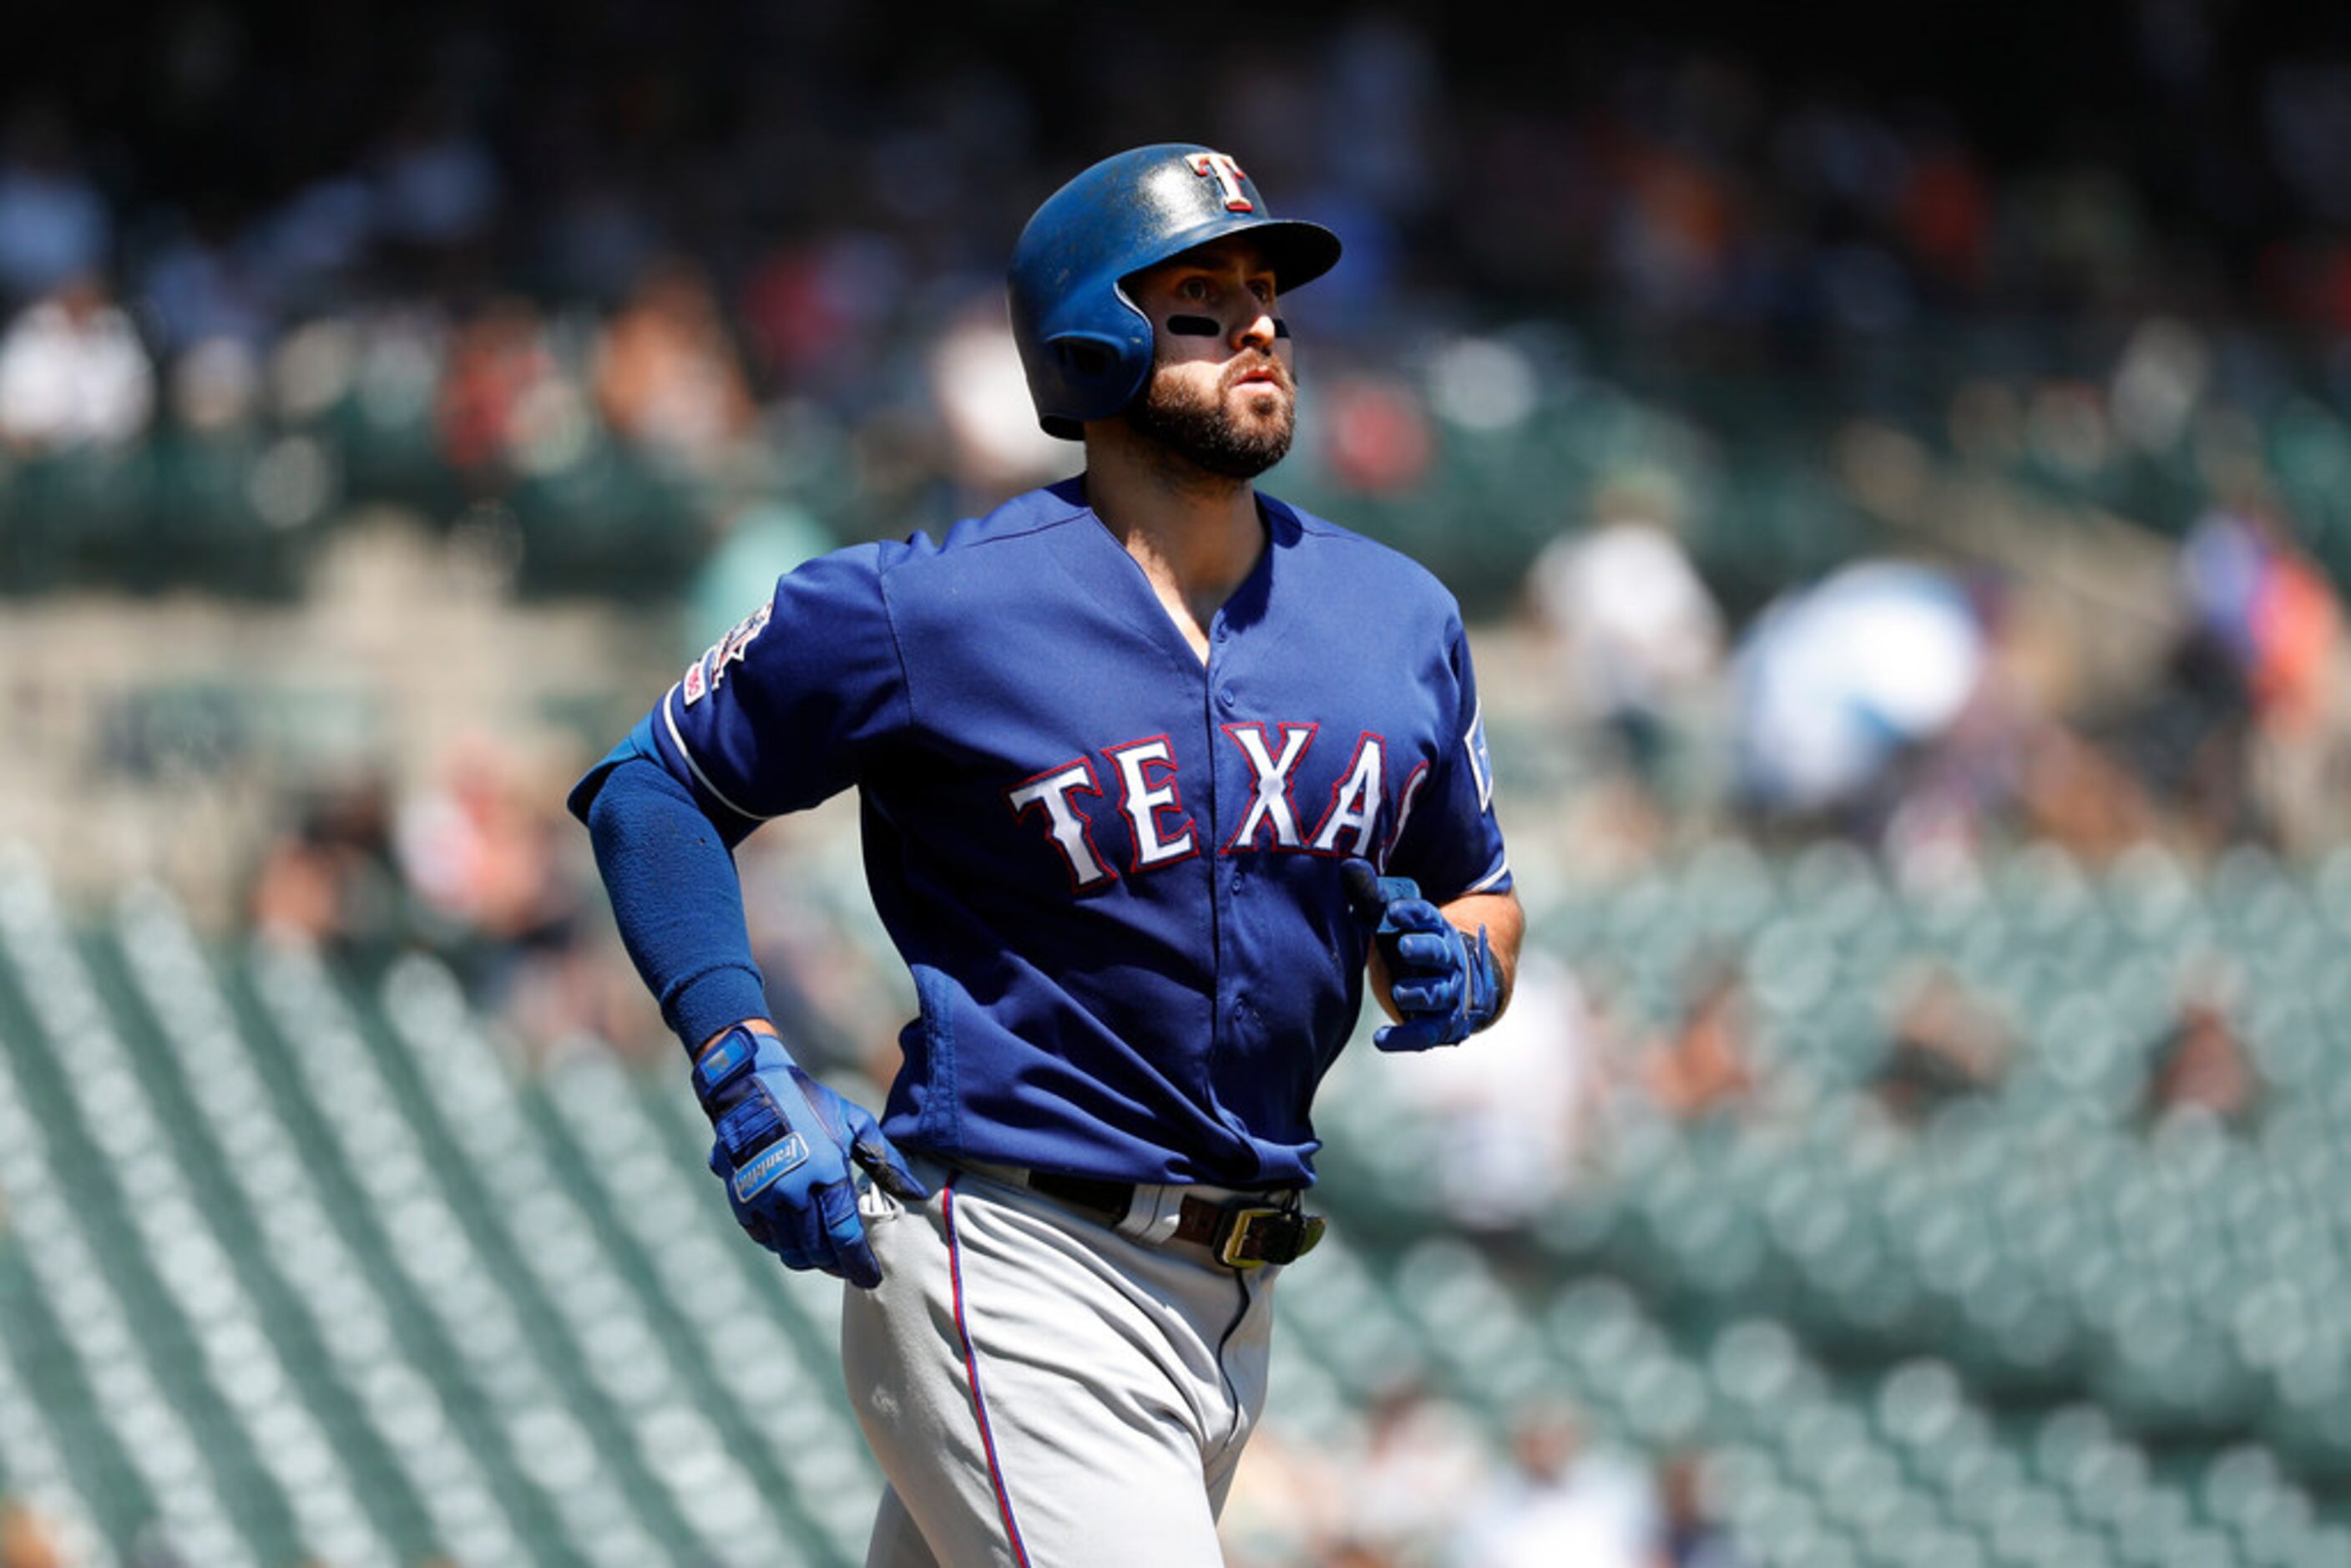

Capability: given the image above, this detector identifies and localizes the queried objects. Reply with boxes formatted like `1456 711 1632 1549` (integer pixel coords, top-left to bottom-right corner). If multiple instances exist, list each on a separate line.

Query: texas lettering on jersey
1008 721 1432 893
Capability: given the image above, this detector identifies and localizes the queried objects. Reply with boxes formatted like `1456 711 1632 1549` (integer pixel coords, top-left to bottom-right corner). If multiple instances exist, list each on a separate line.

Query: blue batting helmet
1009 144 1342 439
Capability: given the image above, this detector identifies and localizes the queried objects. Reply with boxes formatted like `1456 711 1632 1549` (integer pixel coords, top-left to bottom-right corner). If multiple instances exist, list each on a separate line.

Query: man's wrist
691 1022 794 1122
666 966 773 1059
699 1017 781 1053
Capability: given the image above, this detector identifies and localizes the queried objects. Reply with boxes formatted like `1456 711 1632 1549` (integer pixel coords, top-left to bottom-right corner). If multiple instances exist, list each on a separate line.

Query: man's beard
1125 358 1295 481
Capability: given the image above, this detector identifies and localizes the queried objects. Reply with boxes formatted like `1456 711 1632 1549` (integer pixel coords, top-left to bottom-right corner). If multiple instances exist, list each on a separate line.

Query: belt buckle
1216 1205 1327 1269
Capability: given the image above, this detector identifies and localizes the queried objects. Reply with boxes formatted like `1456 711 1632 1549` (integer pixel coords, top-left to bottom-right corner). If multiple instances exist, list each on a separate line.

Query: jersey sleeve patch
1464 697 1494 814
683 600 774 708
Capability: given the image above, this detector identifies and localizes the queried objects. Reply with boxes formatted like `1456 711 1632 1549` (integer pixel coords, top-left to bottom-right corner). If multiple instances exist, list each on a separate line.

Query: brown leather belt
1019 1168 1327 1269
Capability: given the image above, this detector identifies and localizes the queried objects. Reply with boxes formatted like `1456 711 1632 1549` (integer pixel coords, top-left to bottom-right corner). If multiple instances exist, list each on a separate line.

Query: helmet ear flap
1041 328 1150 430
1053 336 1120 381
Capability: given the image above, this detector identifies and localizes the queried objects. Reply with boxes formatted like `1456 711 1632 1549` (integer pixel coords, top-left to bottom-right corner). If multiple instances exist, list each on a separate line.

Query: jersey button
1216 685 1236 709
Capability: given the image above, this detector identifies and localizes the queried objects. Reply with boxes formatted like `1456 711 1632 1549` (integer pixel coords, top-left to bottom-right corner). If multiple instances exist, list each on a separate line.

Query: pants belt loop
1113 1181 1188 1247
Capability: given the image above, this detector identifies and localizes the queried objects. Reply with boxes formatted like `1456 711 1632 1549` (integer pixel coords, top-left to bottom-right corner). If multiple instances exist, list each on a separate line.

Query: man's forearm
584 756 771 1054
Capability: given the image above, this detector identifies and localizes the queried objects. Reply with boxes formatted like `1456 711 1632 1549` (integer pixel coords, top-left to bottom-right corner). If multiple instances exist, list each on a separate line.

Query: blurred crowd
235 724 909 1082
1368 852 2272 1264
2 3 2348 512
163 0 2351 1146
0 2 2302 1084
1517 461 2351 880
1225 1387 1747 1568
9 2 2350 896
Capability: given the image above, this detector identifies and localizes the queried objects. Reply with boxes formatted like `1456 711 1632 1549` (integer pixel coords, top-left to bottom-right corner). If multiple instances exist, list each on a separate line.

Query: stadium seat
19 839 2351 1568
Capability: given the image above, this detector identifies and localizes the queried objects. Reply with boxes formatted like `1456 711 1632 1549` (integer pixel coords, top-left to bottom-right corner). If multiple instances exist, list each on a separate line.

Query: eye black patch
1166 315 1221 337
1273 319 1291 338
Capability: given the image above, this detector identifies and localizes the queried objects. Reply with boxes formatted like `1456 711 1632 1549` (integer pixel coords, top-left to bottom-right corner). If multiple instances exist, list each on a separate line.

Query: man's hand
1341 858 1504 1051
692 1024 928 1287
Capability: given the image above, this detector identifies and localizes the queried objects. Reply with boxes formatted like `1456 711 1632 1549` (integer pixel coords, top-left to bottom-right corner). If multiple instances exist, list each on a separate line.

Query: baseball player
570 143 1523 1567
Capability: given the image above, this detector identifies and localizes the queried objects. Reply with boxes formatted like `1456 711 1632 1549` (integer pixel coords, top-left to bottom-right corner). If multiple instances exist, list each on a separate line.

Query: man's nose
1232 306 1278 352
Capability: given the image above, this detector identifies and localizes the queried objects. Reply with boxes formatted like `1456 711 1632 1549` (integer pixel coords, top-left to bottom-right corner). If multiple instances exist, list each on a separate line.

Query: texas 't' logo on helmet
1186 151 1253 212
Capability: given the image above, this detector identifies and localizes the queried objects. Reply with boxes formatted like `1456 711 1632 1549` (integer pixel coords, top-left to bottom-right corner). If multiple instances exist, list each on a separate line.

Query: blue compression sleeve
583 756 773 1053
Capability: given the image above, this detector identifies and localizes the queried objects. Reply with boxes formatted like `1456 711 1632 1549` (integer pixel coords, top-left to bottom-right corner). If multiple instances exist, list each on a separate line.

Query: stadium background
7 3 2351 1565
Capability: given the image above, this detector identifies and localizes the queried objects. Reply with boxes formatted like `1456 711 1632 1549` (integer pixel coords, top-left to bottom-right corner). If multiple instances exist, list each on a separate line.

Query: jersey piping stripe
1466 859 1512 895
942 1179 1033 1567
661 689 777 822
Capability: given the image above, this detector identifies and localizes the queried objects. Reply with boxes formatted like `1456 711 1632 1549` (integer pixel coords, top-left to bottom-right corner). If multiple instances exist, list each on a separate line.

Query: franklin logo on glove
692 1024 928 1289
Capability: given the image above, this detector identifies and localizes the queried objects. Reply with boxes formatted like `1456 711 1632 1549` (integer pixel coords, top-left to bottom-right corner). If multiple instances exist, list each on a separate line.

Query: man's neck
1082 432 1267 645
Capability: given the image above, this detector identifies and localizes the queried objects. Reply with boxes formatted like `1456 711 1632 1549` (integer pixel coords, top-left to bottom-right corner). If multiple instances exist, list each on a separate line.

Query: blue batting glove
1340 858 1504 1051
691 1025 928 1288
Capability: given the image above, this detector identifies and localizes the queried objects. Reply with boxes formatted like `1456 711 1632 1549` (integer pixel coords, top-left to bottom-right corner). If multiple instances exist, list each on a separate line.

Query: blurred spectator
1414 949 1614 1228
1641 955 1757 1124
369 91 503 291
1317 1541 1403 1568
736 231 911 401
437 295 561 479
495 928 665 1060
925 292 1073 505
2133 601 2257 852
169 336 265 433
1748 556 2164 879
2005 731 2157 865
1651 1452 1751 1568
1870 569 2051 880
0 1499 60 1568
248 775 404 954
0 106 109 304
1318 372 1436 495
1893 120 1994 302
1729 559 1988 837
1450 1398 1659 1568
1868 962 2010 1125
138 214 273 357
2126 500 2350 856
387 733 644 1056
1605 138 1739 327
0 275 154 452
396 734 586 948
2141 964 2263 1134
1216 1422 1350 1568
243 175 377 316
1525 468 1726 815
593 256 756 468
1339 1379 1493 1563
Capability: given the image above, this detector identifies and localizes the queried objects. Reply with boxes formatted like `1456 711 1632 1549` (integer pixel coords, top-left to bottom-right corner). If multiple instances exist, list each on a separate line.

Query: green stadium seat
538 1038 872 1559
0 1050 259 1568
24 840 2351 1568
1257 1232 1433 1410
1890 1525 1990 1568
0 859 422 1568
1707 1319 1815 1440
241 939 681 1568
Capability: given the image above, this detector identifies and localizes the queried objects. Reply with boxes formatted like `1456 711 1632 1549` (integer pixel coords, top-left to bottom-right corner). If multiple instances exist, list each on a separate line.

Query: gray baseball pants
841 1158 1282 1568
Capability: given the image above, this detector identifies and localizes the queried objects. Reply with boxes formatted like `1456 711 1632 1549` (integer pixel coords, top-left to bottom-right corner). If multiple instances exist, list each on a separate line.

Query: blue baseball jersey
571 477 1510 1188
